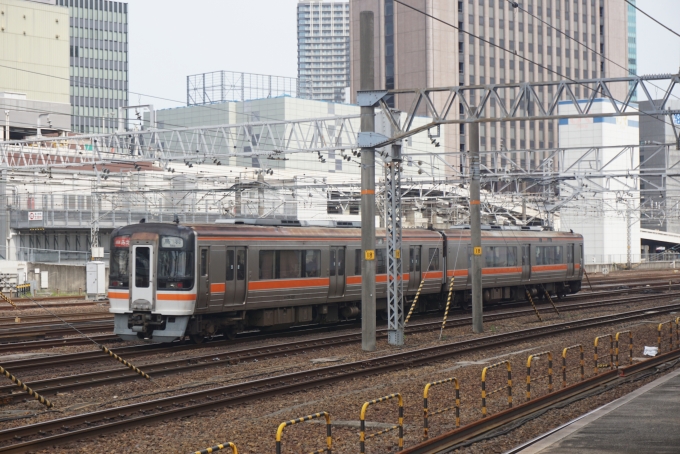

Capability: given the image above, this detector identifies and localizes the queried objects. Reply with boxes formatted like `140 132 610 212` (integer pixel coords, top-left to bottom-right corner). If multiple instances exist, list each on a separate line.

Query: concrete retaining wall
585 261 678 274
27 262 109 294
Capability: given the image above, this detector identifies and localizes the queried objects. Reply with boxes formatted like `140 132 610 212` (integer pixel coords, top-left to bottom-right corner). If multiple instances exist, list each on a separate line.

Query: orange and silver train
108 220 583 342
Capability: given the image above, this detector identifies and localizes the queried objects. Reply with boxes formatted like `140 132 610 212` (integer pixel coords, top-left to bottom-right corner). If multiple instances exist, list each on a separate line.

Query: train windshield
158 248 194 290
110 248 130 289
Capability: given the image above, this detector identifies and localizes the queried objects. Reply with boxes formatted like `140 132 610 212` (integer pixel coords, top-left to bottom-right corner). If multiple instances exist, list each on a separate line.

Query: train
108 220 584 343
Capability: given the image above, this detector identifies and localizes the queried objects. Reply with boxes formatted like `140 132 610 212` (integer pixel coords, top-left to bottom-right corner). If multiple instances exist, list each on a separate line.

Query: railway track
0 312 111 325
0 320 114 343
1 282 675 354
2 301 679 453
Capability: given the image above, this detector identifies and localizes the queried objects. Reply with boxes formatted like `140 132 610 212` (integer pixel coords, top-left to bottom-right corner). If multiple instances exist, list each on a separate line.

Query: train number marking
473 247 482 255
365 250 375 260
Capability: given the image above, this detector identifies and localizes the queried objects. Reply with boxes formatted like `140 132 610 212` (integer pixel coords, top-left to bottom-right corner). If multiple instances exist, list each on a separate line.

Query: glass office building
57 0 128 133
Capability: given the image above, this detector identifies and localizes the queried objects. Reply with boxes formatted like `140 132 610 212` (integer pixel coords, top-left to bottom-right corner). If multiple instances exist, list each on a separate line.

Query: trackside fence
423 377 460 439
561 344 585 388
193 442 238 454
481 360 512 417
658 321 674 352
593 334 614 374
526 351 553 401
276 412 331 454
360 393 403 453
615 331 633 367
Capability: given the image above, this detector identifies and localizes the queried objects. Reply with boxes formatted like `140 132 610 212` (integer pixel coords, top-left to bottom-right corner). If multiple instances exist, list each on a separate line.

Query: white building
297 0 350 103
558 99 640 265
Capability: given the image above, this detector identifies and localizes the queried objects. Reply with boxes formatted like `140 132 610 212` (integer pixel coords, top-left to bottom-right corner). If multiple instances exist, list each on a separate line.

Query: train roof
112 222 582 242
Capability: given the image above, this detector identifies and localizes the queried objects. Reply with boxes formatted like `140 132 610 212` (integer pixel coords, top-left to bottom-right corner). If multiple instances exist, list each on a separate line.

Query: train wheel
224 326 237 340
190 334 206 344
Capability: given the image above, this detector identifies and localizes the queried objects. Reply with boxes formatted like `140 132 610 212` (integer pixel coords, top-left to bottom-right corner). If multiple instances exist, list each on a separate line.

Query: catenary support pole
360 11 376 351
470 120 483 333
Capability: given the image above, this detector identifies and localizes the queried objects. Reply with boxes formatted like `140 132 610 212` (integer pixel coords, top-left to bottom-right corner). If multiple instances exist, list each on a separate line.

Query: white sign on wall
28 211 43 221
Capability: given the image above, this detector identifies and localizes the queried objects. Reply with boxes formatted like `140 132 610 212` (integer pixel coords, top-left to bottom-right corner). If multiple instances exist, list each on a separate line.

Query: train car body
109 222 583 342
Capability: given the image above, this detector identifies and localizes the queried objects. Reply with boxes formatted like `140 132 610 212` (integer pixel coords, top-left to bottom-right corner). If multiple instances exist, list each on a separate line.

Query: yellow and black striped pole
0 365 53 408
100 345 151 380
541 285 560 316
524 287 542 322
423 377 460 439
481 361 512 417
439 276 456 339
0 292 16 308
526 351 553 401
360 393 403 454
276 412 331 454
194 442 238 454
615 331 633 368
404 278 425 325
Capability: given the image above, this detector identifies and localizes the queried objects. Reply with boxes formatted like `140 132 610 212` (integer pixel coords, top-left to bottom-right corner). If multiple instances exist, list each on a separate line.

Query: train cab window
226 250 234 281
135 246 151 288
200 249 208 276
428 248 440 271
236 250 246 280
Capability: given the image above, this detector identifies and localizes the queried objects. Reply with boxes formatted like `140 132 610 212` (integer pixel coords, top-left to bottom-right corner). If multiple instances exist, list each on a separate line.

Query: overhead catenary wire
623 0 680 40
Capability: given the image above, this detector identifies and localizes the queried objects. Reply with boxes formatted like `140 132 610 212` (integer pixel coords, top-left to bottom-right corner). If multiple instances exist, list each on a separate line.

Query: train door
224 247 247 307
408 246 421 292
196 247 209 311
131 244 154 307
232 248 247 305
567 244 575 277
208 246 226 310
328 247 346 298
521 245 531 280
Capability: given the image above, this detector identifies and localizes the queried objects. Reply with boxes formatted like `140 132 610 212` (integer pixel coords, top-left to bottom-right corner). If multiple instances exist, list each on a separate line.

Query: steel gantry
357 72 680 345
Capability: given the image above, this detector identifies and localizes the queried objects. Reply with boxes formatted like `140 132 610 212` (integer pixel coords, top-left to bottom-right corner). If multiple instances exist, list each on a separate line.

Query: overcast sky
126 0 680 111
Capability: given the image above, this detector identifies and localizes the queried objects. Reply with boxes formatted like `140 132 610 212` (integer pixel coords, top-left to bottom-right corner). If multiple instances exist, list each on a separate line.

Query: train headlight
161 237 183 248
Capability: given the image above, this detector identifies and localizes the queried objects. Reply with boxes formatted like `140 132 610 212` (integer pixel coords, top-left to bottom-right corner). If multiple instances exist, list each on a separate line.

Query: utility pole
469 119 483 333
359 11 376 351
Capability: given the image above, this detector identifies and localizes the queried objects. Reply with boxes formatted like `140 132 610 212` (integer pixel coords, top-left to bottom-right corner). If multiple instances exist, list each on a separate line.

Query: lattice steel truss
385 144 404 345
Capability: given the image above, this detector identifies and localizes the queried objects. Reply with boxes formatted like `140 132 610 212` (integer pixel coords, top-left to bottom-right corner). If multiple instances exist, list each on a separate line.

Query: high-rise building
0 0 71 139
57 0 128 134
297 0 351 103
349 0 634 171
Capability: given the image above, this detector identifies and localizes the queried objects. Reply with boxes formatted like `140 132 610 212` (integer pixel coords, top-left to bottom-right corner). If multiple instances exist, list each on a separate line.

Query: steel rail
1 291 677 403
0 312 111 324
1 302 680 452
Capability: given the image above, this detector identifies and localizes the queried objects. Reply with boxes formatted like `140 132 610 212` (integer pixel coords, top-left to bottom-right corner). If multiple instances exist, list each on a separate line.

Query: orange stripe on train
157 293 197 301
249 277 330 291
108 291 129 299
210 283 226 293
482 266 523 275
532 264 568 272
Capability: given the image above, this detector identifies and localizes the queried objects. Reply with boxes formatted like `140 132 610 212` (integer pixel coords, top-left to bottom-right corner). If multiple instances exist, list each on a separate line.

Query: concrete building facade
297 0 351 102
559 99 640 265
57 0 128 134
349 0 634 173
0 0 70 138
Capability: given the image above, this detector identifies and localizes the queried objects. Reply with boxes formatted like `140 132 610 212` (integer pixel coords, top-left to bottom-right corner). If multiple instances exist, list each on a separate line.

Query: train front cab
109 224 197 342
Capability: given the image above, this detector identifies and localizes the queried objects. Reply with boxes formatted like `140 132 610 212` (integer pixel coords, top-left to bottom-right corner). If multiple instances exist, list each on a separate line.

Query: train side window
226 250 234 281
337 249 345 276
535 246 543 265
508 247 518 266
236 250 246 281
200 249 208 276
467 245 472 267
330 250 336 276
278 250 301 279
428 248 440 271
484 246 495 267
303 250 321 277
556 246 563 263
376 249 387 274
567 244 574 264
259 250 275 279
409 246 414 272
355 249 361 275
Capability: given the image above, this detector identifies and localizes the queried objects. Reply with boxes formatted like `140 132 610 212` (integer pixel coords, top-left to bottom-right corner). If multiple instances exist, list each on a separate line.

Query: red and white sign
28 211 43 221
114 236 130 248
